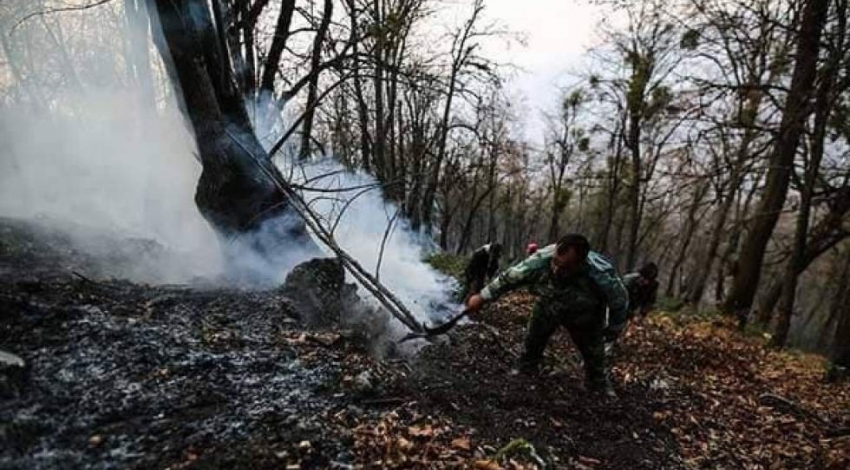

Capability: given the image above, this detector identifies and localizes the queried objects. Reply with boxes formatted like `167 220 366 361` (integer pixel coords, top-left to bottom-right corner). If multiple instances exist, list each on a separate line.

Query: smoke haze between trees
0 78 457 326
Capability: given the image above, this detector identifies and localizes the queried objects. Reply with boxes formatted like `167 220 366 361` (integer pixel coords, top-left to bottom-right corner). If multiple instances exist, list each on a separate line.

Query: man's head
489 242 502 258
552 233 590 273
638 262 658 284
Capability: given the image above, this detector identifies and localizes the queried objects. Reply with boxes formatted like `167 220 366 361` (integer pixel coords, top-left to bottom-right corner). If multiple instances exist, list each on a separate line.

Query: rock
0 350 24 368
280 257 357 327
353 370 376 395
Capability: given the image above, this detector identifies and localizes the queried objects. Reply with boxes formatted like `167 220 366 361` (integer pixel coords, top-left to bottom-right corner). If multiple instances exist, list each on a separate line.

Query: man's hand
465 294 485 313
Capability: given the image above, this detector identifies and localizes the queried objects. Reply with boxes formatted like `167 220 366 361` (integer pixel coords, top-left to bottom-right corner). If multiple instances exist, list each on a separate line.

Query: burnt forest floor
1 217 849 470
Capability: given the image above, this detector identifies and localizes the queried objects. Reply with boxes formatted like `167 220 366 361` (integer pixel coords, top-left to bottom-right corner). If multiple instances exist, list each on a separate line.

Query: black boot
588 376 617 399
511 355 541 377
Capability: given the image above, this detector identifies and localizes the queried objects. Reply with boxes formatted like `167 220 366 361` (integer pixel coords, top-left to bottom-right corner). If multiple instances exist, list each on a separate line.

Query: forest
0 0 849 469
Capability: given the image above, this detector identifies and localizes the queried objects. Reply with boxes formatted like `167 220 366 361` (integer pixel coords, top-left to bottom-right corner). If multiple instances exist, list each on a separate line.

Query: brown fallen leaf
474 459 502 470
397 437 414 453
451 436 471 450
408 424 433 437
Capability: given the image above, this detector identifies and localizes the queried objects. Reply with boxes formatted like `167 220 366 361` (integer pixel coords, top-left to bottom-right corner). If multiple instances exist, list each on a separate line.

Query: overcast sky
473 0 604 141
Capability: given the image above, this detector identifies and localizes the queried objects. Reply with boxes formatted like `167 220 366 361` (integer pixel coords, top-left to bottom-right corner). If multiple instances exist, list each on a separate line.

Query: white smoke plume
0 1 457 324
0 90 225 283
287 158 460 322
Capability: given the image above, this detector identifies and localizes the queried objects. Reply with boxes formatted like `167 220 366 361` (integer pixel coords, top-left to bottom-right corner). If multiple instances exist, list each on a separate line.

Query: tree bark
421 1 482 235
771 0 844 348
259 0 296 94
832 253 850 367
599 119 624 253
666 181 708 297
147 0 311 247
724 0 830 318
298 0 334 160
756 206 850 324
685 168 745 303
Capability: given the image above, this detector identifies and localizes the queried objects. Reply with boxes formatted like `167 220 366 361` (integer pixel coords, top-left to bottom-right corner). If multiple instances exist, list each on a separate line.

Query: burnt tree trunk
148 0 312 247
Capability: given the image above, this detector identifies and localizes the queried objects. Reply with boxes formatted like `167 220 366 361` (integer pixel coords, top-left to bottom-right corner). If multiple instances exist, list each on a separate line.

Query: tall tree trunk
259 0 295 95
831 257 850 367
666 182 707 297
772 0 844 348
298 0 333 160
624 100 642 271
372 0 386 180
724 0 830 318
761 1 846 333
421 1 481 235
349 4 372 172
599 122 624 253
686 169 744 303
147 0 312 249
757 236 848 322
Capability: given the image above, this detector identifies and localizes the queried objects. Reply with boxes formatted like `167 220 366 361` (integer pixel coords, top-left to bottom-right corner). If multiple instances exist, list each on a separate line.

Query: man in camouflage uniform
465 234 628 397
463 242 502 300
623 262 659 320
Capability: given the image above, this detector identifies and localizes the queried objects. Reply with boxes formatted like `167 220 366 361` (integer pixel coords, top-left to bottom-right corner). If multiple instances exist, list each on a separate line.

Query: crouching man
465 234 628 397
623 262 659 321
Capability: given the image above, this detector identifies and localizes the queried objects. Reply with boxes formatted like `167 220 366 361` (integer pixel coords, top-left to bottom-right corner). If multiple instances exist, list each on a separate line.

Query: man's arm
587 253 630 337
478 246 552 302
601 273 630 334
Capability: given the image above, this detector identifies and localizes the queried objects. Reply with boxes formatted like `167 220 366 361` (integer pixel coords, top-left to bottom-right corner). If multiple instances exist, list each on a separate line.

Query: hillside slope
1 219 848 469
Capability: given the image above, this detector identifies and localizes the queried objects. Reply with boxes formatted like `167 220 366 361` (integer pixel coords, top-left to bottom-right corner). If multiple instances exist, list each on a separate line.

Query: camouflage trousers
518 299 608 388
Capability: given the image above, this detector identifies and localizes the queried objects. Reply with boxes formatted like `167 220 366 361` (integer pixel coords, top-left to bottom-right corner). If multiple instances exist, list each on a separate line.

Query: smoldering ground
0 0 457 326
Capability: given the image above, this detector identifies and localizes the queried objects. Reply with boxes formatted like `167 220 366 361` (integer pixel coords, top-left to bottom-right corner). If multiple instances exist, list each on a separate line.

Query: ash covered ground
1 218 848 470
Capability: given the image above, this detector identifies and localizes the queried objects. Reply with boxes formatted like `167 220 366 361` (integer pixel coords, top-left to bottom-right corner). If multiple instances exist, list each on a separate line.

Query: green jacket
479 244 630 331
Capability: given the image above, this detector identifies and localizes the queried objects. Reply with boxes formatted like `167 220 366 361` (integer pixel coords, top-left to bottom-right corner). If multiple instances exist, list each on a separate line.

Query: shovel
398 308 471 343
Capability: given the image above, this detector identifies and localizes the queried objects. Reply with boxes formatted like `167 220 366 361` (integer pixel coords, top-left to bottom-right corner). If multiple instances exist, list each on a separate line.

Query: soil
1 217 848 470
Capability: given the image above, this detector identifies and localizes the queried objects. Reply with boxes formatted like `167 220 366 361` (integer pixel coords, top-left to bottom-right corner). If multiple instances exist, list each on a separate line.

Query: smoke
0 2 457 326
0 90 224 283
286 159 460 323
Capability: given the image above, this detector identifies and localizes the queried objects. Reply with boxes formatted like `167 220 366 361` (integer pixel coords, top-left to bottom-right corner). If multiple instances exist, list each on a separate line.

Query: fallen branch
758 393 829 426
225 131 423 333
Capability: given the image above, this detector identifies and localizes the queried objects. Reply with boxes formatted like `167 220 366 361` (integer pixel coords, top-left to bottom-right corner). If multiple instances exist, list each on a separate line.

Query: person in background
465 234 628 397
526 242 539 256
623 262 659 321
463 242 502 300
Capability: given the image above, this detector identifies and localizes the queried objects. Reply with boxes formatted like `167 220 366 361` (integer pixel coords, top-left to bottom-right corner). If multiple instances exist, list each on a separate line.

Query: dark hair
556 233 590 258
639 262 658 280
490 242 502 254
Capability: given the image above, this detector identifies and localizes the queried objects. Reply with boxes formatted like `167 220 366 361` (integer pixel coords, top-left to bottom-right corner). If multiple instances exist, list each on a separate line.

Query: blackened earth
6 218 840 470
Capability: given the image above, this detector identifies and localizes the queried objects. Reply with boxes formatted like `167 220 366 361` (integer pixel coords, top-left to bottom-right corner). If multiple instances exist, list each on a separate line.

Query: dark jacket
623 272 658 316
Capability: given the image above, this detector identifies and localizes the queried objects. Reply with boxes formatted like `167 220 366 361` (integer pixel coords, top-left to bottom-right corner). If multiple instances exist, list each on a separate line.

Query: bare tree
724 0 831 319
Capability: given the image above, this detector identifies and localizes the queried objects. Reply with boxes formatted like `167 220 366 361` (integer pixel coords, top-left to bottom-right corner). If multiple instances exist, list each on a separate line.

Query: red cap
526 243 539 255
